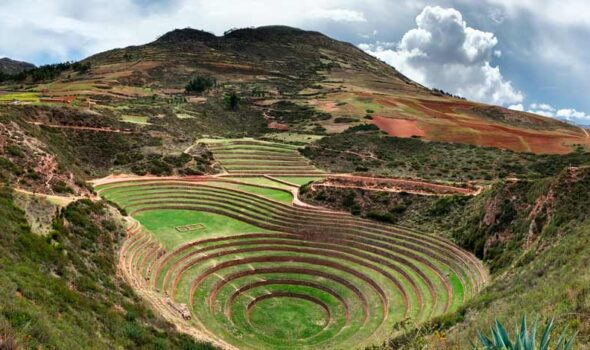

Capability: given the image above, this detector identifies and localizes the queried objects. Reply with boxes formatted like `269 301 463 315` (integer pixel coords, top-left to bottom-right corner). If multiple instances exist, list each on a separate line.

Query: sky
1 0 589 125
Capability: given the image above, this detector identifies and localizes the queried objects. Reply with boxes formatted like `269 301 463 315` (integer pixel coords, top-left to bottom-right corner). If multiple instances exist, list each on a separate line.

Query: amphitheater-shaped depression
96 162 487 349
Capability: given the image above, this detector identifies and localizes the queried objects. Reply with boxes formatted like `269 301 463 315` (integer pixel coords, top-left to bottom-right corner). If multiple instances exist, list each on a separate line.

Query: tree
185 76 216 93
224 92 240 110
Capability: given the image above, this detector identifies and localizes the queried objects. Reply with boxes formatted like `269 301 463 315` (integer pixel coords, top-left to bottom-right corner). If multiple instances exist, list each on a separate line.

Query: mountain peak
223 25 322 40
155 28 217 43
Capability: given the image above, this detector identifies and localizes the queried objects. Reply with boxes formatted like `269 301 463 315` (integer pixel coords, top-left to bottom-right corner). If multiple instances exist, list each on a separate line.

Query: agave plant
474 316 577 350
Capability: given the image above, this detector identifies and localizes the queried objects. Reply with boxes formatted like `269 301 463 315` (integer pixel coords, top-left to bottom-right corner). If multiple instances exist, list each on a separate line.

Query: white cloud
508 103 523 111
527 102 556 117
527 109 554 118
524 103 590 124
529 103 555 112
309 8 366 22
360 6 523 106
556 108 590 122
484 0 590 28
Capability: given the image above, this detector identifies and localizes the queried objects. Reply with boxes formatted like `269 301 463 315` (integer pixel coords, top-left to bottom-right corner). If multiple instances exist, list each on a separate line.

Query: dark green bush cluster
333 116 359 123
266 101 331 124
51 180 74 194
127 153 206 176
185 76 216 93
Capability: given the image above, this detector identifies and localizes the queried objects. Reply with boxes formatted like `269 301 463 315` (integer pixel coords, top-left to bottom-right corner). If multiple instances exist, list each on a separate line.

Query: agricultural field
0 91 40 103
95 175 488 350
201 138 326 176
121 114 151 125
300 73 590 154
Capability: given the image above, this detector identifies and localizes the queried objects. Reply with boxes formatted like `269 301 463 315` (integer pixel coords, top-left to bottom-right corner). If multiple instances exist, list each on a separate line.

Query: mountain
0 26 589 349
3 26 587 154
79 26 588 154
0 57 35 74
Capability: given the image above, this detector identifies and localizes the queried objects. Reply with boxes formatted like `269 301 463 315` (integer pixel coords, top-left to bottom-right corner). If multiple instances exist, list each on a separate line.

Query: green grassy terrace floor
96 176 487 350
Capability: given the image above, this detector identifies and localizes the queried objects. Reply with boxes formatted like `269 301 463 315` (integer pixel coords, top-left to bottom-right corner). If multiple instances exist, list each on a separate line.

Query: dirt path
581 127 590 139
13 187 85 206
323 174 482 196
28 121 134 134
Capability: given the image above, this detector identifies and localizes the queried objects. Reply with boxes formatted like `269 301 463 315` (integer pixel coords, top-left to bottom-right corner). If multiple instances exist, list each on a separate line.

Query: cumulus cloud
523 103 590 124
360 6 523 106
556 109 590 121
508 103 524 111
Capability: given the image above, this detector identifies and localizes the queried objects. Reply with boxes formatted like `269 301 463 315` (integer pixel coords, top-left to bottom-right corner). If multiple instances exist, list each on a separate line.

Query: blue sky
1 0 589 124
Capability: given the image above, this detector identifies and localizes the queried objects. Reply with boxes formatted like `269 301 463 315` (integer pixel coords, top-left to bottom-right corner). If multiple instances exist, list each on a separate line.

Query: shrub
51 181 74 194
185 76 216 93
474 316 576 350
367 210 397 224
334 116 359 123
5 145 25 158
224 92 240 110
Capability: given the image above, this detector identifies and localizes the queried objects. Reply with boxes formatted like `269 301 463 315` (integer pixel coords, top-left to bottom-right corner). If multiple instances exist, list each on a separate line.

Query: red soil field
374 97 589 154
371 116 426 138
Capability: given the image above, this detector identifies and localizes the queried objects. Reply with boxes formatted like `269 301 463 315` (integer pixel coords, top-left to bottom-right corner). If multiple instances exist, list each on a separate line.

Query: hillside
83 27 590 153
0 25 589 350
1 26 588 154
0 58 35 75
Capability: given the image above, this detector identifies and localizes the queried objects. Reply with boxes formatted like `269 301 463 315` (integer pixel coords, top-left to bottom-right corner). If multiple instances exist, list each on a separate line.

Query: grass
249 296 329 339
98 180 294 204
262 132 325 144
220 176 295 190
0 188 215 349
98 177 485 350
0 92 39 103
121 115 151 125
274 176 325 186
136 210 268 250
204 138 323 175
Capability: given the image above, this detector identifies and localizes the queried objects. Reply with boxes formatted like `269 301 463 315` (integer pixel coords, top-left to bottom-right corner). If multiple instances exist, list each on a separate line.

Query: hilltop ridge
0 57 35 74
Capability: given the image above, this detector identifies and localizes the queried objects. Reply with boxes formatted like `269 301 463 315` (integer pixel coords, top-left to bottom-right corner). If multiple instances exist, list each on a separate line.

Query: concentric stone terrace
97 176 487 349
202 138 325 176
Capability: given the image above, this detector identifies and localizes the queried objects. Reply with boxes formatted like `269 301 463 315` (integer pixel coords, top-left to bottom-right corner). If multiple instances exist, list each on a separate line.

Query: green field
0 91 40 103
121 115 150 125
200 138 325 176
96 175 487 350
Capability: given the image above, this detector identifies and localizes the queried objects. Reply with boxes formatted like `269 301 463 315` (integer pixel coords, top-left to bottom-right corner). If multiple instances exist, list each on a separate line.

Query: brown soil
371 116 426 138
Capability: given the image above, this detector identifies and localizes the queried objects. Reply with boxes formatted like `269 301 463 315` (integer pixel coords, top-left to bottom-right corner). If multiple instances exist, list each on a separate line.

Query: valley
1 25 589 350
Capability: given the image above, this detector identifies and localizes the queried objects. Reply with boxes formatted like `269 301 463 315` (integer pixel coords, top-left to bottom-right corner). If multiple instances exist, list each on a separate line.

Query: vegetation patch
97 176 487 349
302 127 590 182
0 187 214 349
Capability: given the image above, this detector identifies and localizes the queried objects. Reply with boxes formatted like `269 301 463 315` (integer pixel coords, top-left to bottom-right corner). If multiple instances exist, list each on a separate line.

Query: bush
185 76 216 93
367 210 397 224
334 116 359 123
224 92 240 110
51 181 74 194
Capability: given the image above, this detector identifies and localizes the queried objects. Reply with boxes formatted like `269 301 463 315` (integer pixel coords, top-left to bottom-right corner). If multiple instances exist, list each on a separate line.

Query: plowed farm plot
96 175 488 350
